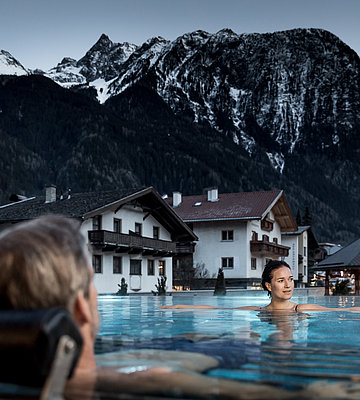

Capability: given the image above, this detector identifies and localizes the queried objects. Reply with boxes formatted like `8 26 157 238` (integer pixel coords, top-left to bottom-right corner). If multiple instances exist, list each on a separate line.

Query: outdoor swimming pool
96 294 360 397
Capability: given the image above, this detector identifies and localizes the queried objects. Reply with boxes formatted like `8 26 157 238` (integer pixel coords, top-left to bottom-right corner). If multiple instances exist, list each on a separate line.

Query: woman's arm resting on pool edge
159 305 226 309
297 304 360 312
159 305 260 310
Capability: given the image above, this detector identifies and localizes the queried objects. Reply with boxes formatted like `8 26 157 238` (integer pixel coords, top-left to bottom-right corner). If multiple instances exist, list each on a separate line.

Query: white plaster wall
245 212 285 280
92 253 172 294
192 215 286 282
98 206 170 241
82 207 173 294
297 231 308 280
192 221 248 279
247 220 263 279
282 236 299 279
302 231 308 278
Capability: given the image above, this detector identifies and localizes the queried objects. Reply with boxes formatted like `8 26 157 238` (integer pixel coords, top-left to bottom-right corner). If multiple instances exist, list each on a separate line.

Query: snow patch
266 152 285 174
0 50 28 76
89 78 115 104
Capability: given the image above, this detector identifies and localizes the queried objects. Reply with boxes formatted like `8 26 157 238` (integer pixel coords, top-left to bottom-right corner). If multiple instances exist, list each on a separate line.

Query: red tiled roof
168 190 283 221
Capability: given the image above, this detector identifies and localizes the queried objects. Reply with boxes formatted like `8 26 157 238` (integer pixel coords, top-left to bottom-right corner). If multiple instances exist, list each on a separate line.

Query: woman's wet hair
261 260 291 297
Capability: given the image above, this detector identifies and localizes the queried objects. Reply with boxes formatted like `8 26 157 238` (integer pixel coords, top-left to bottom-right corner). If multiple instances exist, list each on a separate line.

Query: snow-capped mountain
28 28 360 172
0 50 28 76
1 28 360 243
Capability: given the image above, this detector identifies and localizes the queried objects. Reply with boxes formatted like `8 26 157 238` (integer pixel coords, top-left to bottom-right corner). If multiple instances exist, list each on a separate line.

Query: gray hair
0 215 92 313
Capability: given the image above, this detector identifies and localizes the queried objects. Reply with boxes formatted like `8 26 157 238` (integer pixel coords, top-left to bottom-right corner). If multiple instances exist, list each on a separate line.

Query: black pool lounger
0 307 83 400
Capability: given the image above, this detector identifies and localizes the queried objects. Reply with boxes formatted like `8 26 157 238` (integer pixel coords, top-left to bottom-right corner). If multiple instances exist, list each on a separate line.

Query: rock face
38 28 360 170
1 28 360 243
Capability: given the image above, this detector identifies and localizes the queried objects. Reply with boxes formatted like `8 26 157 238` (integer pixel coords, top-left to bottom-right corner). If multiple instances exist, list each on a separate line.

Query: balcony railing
250 240 290 257
88 230 176 255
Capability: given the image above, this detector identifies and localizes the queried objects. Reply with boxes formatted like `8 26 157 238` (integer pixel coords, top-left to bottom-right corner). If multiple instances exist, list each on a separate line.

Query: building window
222 257 234 269
148 259 155 275
273 237 278 244
262 234 269 242
92 215 102 230
251 258 257 270
159 260 166 276
252 231 258 241
113 256 122 274
153 226 159 240
130 260 142 275
113 218 122 233
92 255 102 273
304 246 307 257
135 223 142 236
221 230 234 241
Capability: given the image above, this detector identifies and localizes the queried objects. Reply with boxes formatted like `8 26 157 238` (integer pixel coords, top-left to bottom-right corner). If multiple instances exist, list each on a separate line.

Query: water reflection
257 309 310 349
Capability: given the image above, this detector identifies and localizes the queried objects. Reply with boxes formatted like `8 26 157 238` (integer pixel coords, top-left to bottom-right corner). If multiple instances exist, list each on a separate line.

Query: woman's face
266 266 294 300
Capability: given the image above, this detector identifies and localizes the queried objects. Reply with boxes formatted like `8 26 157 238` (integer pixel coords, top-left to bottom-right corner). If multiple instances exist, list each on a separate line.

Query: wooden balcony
250 239 290 257
88 230 176 256
176 242 196 254
261 218 274 232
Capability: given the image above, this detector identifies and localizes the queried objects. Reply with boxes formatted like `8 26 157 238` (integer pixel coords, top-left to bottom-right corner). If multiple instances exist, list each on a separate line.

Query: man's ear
73 291 91 326
265 282 271 293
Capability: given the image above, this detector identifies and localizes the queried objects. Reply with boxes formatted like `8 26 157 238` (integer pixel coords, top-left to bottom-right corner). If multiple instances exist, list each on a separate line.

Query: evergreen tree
303 206 312 226
214 268 226 296
296 209 302 226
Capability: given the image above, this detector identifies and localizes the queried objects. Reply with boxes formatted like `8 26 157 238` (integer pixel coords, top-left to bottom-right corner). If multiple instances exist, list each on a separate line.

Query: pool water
96 294 360 393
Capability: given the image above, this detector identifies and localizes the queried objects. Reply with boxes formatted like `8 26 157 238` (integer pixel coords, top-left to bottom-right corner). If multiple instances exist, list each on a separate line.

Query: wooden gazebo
311 238 360 295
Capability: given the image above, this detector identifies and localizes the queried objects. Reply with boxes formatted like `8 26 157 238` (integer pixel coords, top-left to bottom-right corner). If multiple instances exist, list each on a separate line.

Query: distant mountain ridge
1 28 360 244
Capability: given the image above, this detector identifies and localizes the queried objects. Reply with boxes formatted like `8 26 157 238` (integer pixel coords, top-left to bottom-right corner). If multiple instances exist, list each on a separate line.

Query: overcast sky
1 0 360 70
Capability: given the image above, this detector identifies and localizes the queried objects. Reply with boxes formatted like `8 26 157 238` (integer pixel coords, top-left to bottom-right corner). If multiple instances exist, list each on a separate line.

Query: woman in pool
161 260 360 312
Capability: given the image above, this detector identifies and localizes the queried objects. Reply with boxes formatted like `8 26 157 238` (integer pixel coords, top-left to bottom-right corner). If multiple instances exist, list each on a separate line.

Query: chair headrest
0 307 83 387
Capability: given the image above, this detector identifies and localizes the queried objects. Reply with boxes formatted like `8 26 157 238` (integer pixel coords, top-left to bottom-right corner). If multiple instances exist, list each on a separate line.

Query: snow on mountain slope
0 50 28 76
2 28 360 175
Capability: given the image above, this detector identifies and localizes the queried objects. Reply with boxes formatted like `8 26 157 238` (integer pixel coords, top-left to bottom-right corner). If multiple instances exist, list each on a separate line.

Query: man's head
0 215 100 374
0 215 92 313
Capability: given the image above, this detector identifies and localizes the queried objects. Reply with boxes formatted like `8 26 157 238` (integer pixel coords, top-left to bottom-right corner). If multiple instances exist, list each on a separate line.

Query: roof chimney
207 187 218 202
173 191 182 207
45 184 56 203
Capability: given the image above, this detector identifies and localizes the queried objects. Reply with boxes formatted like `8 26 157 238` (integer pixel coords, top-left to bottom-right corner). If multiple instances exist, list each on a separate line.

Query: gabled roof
168 190 297 232
313 238 360 270
282 225 319 250
0 187 197 242
282 225 311 236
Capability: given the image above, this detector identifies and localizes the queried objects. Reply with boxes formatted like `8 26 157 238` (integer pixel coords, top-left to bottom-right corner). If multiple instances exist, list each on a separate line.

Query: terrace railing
88 230 176 254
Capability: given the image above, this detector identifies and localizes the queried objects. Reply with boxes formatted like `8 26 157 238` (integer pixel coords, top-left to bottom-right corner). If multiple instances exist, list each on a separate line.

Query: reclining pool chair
0 307 83 400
